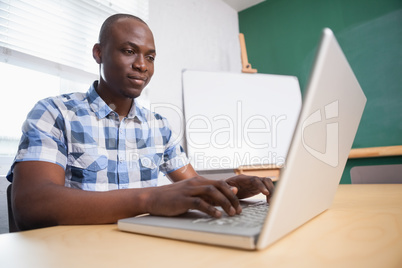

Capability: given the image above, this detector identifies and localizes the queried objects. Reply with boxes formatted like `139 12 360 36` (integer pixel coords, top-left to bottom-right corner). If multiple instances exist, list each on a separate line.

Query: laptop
118 28 367 250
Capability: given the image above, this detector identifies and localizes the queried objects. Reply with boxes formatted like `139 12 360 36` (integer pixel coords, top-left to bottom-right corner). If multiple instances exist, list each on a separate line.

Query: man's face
98 18 156 99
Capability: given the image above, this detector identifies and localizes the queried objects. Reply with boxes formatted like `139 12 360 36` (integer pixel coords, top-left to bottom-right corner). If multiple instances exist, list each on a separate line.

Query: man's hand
225 175 275 202
145 176 242 218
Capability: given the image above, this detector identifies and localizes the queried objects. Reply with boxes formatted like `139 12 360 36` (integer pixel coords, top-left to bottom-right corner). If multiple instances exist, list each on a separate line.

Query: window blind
0 0 149 74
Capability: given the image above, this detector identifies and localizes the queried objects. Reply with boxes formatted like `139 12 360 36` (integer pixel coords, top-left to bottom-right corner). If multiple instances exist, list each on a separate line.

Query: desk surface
1 184 402 268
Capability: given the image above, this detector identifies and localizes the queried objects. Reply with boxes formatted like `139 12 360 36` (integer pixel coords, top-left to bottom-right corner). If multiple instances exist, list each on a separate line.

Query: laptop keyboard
191 201 269 228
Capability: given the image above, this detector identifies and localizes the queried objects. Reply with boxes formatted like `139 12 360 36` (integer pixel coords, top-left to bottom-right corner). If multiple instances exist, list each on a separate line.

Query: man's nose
132 54 147 72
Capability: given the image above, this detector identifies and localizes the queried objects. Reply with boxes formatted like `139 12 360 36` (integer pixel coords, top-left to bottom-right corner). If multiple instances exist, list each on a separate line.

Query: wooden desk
1 184 402 268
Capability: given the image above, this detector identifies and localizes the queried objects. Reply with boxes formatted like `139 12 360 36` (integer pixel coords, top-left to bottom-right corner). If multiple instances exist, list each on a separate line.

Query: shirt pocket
67 146 108 186
139 154 162 181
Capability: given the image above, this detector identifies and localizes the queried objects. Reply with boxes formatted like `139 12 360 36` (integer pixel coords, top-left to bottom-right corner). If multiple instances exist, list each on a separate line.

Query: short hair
98 14 147 46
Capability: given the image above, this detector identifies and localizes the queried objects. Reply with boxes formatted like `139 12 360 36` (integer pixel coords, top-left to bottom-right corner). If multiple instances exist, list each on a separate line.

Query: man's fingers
261 177 275 202
187 177 241 214
251 176 271 195
262 177 274 194
188 197 222 218
189 184 238 216
230 186 238 195
213 180 241 212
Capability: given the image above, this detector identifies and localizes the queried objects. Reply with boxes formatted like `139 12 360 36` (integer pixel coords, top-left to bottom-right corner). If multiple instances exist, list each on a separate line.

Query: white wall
145 0 241 145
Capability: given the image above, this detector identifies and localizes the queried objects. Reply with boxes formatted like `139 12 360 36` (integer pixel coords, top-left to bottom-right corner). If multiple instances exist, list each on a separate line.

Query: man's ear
92 43 102 64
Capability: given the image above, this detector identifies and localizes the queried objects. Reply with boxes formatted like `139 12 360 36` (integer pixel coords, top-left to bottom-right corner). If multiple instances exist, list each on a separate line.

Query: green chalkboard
239 0 402 183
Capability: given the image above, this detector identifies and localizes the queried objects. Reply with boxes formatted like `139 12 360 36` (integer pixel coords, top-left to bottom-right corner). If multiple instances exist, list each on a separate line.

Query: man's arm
12 161 151 230
12 162 242 230
166 164 198 182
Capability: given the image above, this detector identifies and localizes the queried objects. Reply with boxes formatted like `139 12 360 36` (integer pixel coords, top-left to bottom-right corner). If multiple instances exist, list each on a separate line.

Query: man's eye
147 55 155 62
124 49 135 55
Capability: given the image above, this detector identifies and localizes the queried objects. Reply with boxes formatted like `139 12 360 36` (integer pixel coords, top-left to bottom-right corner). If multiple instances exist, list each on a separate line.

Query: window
0 0 149 73
0 0 149 175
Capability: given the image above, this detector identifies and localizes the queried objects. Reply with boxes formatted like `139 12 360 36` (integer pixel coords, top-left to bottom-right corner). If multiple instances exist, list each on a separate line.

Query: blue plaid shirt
7 81 188 191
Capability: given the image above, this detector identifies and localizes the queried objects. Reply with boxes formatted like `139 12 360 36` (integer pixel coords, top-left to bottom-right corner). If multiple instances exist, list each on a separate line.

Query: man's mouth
127 75 148 88
128 75 147 81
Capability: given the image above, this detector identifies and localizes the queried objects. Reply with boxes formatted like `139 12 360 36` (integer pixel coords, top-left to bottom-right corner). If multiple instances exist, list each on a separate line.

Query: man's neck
95 81 134 119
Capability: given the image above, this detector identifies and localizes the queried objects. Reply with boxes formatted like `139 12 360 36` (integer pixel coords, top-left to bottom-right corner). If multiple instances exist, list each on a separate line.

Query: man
7 14 274 231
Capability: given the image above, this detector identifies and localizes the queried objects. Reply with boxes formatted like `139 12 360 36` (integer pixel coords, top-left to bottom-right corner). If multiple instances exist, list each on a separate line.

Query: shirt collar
87 81 113 119
133 99 146 123
87 81 144 122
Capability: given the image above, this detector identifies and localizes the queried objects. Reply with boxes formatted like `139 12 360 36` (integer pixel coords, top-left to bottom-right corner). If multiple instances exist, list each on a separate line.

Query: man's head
98 14 147 46
93 14 156 101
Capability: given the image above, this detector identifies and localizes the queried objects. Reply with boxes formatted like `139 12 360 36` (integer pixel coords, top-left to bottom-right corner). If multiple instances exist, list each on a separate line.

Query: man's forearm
13 182 153 230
